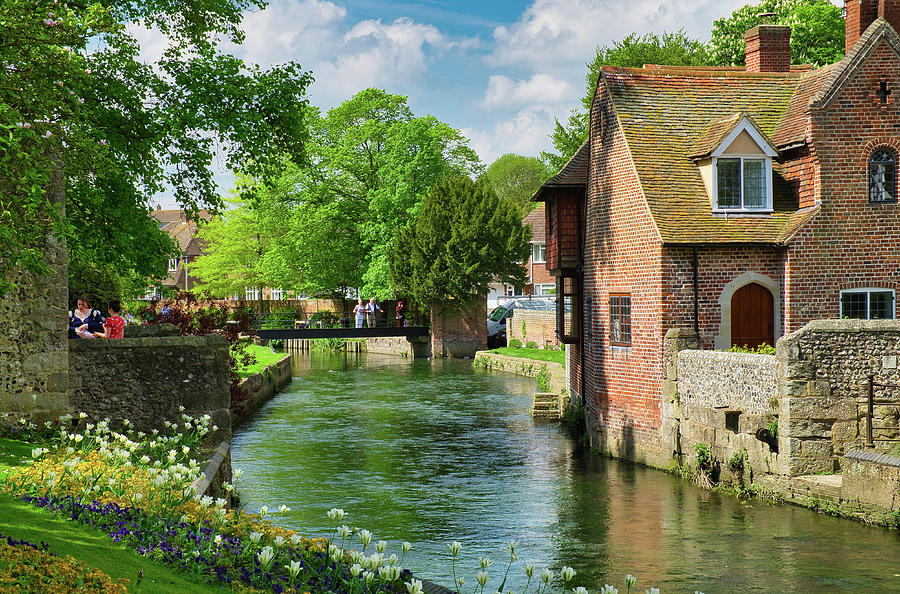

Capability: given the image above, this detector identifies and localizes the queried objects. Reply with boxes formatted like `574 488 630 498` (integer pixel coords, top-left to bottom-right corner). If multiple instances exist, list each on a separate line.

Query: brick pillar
430 297 487 358
845 0 879 53
744 25 791 73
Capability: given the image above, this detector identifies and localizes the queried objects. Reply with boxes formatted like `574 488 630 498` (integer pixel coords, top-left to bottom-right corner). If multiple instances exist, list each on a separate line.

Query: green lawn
0 439 221 593
489 347 565 366
236 343 289 377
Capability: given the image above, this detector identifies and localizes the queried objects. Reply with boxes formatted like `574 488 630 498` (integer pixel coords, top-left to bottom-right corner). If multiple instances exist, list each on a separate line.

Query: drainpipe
692 247 700 337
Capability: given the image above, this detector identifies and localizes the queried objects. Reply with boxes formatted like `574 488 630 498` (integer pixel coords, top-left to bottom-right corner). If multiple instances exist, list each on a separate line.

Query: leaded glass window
716 157 769 210
840 289 895 319
609 294 631 346
869 149 897 203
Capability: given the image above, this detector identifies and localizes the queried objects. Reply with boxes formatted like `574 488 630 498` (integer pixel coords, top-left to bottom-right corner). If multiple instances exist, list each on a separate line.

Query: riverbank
472 349 566 392
231 348 293 425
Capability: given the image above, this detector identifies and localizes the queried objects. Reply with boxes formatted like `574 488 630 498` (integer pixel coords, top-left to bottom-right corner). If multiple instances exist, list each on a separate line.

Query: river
231 352 900 593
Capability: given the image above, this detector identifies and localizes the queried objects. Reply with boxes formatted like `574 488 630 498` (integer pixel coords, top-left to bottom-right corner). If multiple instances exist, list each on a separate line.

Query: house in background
487 203 556 308
147 209 211 297
537 3 900 466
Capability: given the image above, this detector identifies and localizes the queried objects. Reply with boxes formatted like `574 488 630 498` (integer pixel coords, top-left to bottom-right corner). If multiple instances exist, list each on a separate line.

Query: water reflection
231 352 900 592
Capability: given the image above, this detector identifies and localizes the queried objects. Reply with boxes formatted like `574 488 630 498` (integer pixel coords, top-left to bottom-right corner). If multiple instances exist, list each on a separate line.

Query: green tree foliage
189 195 272 302
479 154 551 217
542 31 710 170
392 177 531 307
0 0 313 295
709 0 844 67
254 89 481 300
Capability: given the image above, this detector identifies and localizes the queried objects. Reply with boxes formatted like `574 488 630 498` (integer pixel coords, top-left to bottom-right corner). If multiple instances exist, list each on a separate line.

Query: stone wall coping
845 449 900 468
69 333 226 351
665 328 699 339
190 439 231 496
679 349 776 363
789 319 900 335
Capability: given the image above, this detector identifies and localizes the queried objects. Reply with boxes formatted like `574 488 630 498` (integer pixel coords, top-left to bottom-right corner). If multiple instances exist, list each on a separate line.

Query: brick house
536 4 900 465
487 203 557 307
149 209 211 295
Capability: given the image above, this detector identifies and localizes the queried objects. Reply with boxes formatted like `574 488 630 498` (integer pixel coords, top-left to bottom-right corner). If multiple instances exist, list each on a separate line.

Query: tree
258 89 482 300
480 154 551 217
189 195 272 305
391 177 531 309
542 31 710 171
0 0 313 295
709 0 844 67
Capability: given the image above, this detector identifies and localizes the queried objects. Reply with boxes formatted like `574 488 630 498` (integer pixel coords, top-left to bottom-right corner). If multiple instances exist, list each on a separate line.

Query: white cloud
463 105 565 164
487 0 749 76
482 73 575 109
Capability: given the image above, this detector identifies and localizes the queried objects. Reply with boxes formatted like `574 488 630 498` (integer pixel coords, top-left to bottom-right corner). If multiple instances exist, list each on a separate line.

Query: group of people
352 298 406 328
68 295 126 340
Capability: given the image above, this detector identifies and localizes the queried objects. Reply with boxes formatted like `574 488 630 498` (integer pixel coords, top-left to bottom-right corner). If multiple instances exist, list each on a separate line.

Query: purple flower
43 131 52 139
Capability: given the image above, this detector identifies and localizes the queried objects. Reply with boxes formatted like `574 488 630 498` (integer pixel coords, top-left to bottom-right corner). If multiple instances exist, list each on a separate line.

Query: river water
231 352 900 593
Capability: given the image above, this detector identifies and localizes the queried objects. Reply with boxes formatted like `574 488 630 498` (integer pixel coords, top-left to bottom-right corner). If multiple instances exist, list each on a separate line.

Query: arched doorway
730 283 774 349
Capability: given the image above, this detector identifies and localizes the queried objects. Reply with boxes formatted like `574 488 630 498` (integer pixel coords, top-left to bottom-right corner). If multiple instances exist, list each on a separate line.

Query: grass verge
237 343 289 377
0 493 221 594
488 347 565 366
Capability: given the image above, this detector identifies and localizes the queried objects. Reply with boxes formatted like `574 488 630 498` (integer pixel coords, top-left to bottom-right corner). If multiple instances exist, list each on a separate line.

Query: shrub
525 340 537 349
727 344 776 355
535 365 551 392
693 443 715 490
507 338 523 349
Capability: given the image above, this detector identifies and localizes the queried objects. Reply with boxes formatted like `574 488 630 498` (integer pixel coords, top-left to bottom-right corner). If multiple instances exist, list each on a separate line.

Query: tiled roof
603 65 810 244
533 141 589 201
524 203 545 243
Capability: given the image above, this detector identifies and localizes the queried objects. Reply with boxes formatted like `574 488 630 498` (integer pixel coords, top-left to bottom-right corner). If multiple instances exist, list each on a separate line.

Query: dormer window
692 114 777 214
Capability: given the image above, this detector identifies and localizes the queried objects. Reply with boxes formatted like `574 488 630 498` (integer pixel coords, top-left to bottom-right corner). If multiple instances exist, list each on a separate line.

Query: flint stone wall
777 319 900 475
68 335 231 441
0 168 68 423
677 350 778 414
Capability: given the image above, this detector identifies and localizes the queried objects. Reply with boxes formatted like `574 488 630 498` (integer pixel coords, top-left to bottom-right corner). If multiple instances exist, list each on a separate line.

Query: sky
147 0 839 208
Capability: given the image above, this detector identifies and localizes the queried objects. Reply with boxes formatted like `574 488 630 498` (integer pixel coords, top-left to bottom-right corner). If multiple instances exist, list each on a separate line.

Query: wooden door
731 283 774 349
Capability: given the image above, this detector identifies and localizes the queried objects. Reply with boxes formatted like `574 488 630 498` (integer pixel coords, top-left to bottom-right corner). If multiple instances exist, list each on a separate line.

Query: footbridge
251 312 429 341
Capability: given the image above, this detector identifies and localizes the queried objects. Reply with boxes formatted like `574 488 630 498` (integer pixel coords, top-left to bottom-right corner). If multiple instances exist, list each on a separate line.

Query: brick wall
430 298 487 358
786 40 900 331
508 310 559 348
577 85 670 466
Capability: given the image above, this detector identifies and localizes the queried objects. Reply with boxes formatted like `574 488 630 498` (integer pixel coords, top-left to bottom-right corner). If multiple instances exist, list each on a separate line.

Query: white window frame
710 118 777 214
535 283 556 296
839 288 896 319
168 257 178 272
532 243 546 264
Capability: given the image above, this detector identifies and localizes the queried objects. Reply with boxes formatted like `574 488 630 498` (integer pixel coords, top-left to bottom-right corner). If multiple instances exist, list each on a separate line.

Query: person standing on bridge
353 299 366 329
365 297 382 328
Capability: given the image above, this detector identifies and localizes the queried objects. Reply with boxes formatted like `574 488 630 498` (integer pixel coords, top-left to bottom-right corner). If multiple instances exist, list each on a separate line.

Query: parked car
487 296 555 348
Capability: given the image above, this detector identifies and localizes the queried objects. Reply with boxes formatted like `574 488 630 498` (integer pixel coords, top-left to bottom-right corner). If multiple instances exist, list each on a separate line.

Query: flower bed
0 531 128 593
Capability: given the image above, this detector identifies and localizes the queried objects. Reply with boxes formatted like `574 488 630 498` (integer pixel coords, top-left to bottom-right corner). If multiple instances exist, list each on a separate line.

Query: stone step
789 475 843 502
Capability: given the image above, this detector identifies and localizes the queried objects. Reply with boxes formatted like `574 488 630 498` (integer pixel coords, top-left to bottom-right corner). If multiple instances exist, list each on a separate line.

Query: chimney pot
744 24 792 73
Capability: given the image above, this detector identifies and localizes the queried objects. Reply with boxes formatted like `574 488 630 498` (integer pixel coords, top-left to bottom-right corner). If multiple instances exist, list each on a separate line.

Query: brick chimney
744 24 792 73
846 1 900 52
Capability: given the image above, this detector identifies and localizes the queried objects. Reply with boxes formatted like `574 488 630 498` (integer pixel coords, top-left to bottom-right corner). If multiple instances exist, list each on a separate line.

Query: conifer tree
392 177 530 310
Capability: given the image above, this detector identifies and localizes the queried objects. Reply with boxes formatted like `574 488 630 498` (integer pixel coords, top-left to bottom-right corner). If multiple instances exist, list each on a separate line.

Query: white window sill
712 209 773 216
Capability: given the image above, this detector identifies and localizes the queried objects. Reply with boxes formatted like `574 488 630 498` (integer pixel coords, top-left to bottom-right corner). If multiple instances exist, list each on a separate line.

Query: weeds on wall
727 344 776 355
535 365 551 392
692 443 715 490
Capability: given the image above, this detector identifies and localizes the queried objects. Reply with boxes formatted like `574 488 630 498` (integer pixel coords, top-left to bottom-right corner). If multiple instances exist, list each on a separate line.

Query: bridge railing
250 312 416 331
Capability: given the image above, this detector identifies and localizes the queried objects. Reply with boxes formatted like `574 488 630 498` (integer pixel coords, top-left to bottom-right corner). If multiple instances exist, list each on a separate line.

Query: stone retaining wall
472 352 565 393
508 310 559 348
841 449 900 515
68 334 232 442
231 354 293 426
677 350 778 414
365 336 431 359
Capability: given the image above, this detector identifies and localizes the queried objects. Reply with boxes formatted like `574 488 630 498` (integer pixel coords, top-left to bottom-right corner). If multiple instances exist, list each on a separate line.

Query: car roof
502 297 555 310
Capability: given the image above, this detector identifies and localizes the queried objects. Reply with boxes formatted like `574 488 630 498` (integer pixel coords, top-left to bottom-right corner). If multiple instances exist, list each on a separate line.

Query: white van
487 296 555 348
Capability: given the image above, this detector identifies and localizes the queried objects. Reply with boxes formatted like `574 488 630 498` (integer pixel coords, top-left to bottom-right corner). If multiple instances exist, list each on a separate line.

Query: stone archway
714 272 781 350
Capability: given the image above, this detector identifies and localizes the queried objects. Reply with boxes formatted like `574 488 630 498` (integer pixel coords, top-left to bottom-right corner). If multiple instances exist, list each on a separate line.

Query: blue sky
144 0 841 207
